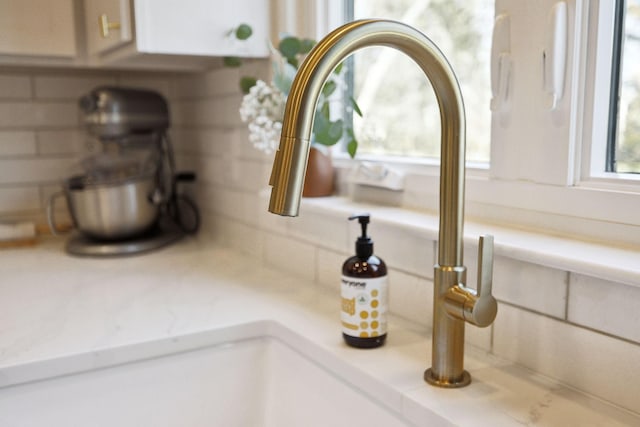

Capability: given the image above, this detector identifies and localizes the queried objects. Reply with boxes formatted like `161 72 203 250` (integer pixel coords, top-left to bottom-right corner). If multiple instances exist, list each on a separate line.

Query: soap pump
341 214 388 348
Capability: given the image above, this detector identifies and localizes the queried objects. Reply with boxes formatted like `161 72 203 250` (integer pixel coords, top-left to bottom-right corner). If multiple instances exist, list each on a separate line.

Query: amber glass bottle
341 214 388 348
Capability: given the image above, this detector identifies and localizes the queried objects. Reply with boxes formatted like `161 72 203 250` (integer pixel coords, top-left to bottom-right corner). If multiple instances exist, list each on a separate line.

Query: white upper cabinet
0 0 77 60
0 0 269 69
84 0 270 70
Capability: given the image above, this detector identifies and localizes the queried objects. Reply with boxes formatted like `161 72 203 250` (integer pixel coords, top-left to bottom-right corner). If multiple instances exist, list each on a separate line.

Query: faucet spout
268 19 496 388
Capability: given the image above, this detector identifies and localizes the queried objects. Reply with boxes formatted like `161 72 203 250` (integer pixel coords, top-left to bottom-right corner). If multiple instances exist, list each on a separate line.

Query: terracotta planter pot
303 146 334 197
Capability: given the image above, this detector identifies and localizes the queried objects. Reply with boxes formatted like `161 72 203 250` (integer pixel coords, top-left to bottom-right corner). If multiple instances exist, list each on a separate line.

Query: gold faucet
268 19 497 388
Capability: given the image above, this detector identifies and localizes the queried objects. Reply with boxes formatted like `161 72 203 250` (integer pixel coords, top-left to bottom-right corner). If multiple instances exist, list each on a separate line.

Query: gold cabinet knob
99 13 121 38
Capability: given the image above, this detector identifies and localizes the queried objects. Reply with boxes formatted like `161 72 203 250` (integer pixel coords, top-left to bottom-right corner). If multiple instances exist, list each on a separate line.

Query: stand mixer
48 86 199 256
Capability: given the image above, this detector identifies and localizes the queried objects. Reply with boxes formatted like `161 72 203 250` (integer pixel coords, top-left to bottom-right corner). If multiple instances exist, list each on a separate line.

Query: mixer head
79 86 169 139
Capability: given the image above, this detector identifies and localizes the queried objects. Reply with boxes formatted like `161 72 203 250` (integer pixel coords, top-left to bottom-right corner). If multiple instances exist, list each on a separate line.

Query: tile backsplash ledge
1 64 639 416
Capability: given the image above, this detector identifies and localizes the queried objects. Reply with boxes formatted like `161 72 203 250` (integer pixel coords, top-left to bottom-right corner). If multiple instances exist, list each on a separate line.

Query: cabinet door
133 0 269 57
84 0 133 55
0 0 76 57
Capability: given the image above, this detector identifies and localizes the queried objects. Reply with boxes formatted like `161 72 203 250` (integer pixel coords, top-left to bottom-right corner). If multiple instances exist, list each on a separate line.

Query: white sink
0 322 418 427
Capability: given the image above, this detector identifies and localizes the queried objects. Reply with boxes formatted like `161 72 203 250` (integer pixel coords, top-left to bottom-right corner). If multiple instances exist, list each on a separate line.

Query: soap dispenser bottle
341 214 388 348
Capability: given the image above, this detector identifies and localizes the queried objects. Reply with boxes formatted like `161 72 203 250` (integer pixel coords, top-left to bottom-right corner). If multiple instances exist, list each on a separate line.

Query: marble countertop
0 237 637 426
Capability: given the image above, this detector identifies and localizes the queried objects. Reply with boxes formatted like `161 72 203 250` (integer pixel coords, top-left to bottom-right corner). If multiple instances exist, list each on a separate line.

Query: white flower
239 80 287 154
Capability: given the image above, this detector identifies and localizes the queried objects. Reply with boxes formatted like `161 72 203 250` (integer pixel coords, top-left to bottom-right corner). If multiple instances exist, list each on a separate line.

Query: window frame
316 0 640 247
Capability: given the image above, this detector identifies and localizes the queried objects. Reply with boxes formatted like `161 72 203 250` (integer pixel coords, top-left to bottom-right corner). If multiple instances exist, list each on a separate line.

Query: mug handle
46 191 70 235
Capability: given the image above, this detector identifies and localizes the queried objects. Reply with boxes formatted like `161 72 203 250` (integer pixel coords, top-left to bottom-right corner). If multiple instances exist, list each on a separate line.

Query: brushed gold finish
268 19 497 387
99 14 121 38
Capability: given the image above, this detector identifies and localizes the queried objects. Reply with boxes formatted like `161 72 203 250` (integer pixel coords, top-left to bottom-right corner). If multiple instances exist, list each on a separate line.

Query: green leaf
319 102 330 120
350 96 363 117
235 24 253 40
279 36 301 60
223 56 242 67
314 119 343 146
328 119 344 140
334 62 344 74
239 76 257 94
286 56 298 68
322 81 337 98
347 139 358 158
300 38 316 54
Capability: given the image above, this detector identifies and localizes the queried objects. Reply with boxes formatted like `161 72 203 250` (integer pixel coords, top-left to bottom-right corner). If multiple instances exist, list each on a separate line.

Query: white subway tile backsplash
263 232 317 282
226 158 270 192
493 256 568 319
34 75 115 100
224 220 263 260
0 75 31 99
116 77 171 100
172 128 229 156
0 187 40 213
173 96 243 128
362 220 436 279
0 158 74 184
494 304 640 414
317 248 347 292
0 102 78 128
288 209 350 253
0 131 36 155
388 269 432 329
171 67 241 99
568 274 640 344
36 130 88 155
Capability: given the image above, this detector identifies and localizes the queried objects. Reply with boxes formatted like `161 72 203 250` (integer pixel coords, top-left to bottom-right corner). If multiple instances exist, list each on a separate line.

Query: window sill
297 195 640 288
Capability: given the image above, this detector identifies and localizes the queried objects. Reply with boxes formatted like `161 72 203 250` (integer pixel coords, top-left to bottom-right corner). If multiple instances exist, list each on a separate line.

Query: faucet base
424 368 471 388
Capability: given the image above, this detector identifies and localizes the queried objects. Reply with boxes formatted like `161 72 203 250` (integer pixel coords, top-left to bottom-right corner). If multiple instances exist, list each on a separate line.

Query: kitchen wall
1 62 639 415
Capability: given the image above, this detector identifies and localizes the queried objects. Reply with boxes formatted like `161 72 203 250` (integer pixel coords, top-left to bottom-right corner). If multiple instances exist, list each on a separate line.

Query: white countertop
0 237 638 426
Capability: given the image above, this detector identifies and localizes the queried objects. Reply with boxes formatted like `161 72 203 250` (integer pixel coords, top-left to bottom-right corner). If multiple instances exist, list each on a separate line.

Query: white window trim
311 0 640 247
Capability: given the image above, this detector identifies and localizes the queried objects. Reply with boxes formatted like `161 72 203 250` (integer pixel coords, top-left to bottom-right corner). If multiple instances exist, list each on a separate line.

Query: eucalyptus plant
225 24 362 158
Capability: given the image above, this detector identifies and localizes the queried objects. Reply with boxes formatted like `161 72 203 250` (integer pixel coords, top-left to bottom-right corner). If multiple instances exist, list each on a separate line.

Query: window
345 0 494 163
608 0 640 173
315 0 640 245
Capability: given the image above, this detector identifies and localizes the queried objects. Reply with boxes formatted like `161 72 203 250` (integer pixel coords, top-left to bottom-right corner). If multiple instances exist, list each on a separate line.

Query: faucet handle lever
477 234 494 298
463 234 497 327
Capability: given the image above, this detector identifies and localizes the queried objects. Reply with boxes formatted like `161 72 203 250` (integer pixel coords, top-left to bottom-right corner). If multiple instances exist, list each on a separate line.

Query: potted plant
226 24 362 196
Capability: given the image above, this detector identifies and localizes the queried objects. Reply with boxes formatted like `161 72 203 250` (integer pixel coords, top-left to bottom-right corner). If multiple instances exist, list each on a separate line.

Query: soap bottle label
340 275 388 338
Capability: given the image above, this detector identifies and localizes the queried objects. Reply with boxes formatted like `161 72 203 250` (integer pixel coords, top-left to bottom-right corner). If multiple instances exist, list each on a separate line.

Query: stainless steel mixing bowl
48 175 160 240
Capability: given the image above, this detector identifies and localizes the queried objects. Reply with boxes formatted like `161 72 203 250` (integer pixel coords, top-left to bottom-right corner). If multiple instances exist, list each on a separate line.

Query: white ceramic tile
0 187 40 213
200 187 245 219
0 74 31 99
0 158 75 185
568 273 640 343
169 70 241 100
34 75 115 100
182 153 223 185
287 208 350 253
171 128 229 156
174 96 243 128
388 269 432 329
0 131 36 156
115 77 171 100
358 219 435 279
263 232 317 282
0 102 78 128
492 256 568 319
243 192 267 228
36 130 88 155
494 304 640 414
224 220 264 260
317 248 347 292
225 158 270 192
